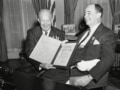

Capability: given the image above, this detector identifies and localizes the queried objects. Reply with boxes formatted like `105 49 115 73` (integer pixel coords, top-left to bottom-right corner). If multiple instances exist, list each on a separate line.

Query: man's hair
39 9 53 19
95 4 103 17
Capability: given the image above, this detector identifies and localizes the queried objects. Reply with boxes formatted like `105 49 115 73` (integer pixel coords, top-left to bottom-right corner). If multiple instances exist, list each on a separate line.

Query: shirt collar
42 29 51 36
90 23 101 33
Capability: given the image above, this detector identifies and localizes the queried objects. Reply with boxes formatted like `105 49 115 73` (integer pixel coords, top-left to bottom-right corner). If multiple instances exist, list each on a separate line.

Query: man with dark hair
67 4 116 89
95 4 103 17
25 9 69 83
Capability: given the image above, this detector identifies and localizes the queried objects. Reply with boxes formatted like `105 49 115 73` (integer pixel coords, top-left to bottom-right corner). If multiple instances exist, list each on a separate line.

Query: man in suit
25 9 69 83
67 4 116 89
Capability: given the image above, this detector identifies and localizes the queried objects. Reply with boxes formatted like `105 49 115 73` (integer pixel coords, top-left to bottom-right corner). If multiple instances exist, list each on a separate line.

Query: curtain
3 0 24 59
0 0 8 62
3 0 36 59
109 0 120 28
32 0 47 18
109 0 120 70
64 0 78 24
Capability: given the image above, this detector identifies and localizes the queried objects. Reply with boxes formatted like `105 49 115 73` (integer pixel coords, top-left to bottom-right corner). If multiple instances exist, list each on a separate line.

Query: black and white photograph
0 0 120 90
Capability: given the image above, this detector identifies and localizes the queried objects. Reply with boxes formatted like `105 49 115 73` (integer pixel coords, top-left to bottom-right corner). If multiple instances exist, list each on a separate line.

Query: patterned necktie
78 29 90 45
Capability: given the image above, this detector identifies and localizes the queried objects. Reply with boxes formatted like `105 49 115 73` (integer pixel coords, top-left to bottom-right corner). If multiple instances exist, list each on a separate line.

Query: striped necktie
78 29 90 45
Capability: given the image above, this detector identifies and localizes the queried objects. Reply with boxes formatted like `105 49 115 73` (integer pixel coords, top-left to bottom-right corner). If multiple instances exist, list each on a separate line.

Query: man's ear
38 19 40 22
97 13 102 18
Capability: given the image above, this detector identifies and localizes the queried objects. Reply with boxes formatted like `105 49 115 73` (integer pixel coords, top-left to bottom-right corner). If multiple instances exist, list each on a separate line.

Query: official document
29 35 61 64
53 43 76 66
29 34 76 67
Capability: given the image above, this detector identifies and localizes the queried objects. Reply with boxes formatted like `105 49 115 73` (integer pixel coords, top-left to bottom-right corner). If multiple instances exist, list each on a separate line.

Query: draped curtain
109 0 120 70
32 0 47 18
0 0 8 62
3 0 36 59
64 0 78 24
109 0 120 29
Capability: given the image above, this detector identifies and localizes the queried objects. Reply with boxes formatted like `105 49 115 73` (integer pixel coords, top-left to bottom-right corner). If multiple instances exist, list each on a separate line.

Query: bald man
68 4 116 89
25 9 69 83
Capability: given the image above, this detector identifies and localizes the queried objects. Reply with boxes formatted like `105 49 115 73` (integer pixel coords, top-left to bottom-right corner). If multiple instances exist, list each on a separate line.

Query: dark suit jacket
25 26 70 83
70 23 116 89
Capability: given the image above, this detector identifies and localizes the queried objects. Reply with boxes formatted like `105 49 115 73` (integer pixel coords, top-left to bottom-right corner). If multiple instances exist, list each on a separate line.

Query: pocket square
93 39 100 45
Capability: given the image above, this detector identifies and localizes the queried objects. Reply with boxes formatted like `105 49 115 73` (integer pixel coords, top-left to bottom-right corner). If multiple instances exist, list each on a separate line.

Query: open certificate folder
29 35 76 67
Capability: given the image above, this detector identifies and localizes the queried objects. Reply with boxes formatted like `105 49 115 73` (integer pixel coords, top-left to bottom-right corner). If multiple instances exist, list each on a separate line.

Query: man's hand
61 40 68 46
69 74 93 87
39 63 56 69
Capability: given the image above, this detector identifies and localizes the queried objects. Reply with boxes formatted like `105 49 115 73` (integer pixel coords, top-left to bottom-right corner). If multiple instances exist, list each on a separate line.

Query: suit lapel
49 30 54 37
76 30 88 44
35 26 43 42
92 23 103 38
49 27 56 38
84 23 104 47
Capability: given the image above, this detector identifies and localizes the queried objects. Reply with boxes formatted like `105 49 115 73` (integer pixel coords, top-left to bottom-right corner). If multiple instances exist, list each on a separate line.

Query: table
12 71 104 90
12 71 87 90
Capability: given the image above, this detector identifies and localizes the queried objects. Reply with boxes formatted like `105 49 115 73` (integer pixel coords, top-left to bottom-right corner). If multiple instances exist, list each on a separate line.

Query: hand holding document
53 42 76 66
40 63 56 69
77 59 100 71
30 34 61 64
29 35 76 67
61 40 68 46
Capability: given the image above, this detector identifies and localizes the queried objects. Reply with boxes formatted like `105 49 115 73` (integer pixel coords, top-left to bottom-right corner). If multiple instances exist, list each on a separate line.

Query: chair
19 48 40 76
87 72 109 90
61 24 77 41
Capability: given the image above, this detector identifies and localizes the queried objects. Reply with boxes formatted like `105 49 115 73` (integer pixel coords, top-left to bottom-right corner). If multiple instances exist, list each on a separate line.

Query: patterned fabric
0 0 8 62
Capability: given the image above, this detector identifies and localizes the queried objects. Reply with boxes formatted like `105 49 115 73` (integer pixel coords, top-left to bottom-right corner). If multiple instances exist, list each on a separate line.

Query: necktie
45 31 48 36
78 29 90 45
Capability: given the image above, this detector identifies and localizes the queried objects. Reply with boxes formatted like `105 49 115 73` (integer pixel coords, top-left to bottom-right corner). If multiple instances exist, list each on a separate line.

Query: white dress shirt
42 29 51 36
79 23 101 48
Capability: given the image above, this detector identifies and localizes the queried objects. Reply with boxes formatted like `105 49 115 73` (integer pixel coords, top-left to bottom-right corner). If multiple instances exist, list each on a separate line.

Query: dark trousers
89 87 106 90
